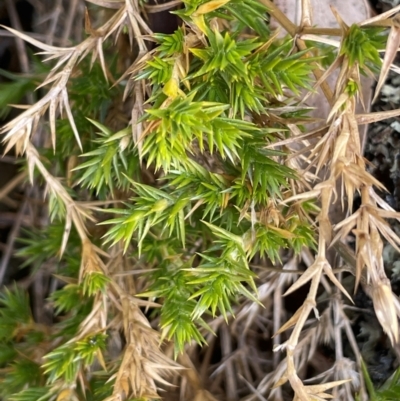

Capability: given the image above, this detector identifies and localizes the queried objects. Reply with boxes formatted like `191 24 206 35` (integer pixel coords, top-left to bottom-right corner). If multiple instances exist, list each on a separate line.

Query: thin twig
0 200 28 285
220 324 238 401
4 0 30 74
0 172 27 203
0 30 70 45
61 0 79 45
144 0 182 13
45 0 63 46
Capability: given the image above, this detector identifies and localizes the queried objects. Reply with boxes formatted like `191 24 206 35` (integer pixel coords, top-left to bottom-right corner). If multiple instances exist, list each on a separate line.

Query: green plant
359 360 400 401
1 1 400 400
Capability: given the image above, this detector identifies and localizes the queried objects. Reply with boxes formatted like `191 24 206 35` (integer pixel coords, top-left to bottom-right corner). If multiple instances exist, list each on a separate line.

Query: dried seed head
317 308 334 344
371 280 399 345
334 358 360 390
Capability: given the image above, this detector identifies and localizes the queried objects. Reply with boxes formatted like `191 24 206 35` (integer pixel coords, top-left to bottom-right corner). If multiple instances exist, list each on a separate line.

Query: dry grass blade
323 264 353 303
302 55 342 107
144 0 183 13
300 0 312 28
61 88 82 151
328 93 350 122
85 0 124 8
329 6 348 32
0 24 71 52
357 107 400 124
0 171 26 202
302 379 352 398
274 304 305 336
372 14 400 103
283 257 325 297
361 3 400 26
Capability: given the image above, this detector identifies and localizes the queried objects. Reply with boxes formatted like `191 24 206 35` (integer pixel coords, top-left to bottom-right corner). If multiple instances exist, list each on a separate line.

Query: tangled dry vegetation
3 0 400 400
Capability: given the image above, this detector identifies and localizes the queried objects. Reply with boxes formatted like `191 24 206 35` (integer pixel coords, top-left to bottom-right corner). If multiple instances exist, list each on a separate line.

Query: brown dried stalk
263 1 400 399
